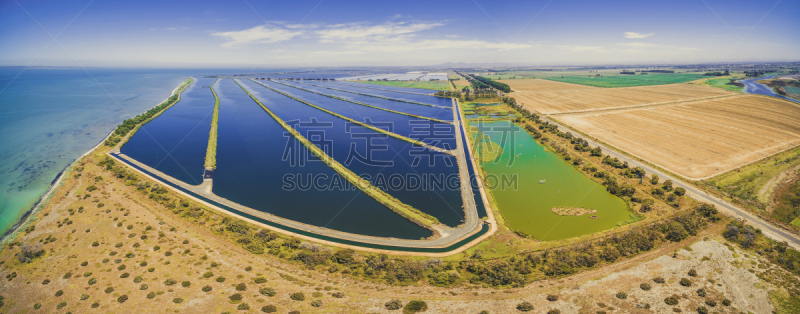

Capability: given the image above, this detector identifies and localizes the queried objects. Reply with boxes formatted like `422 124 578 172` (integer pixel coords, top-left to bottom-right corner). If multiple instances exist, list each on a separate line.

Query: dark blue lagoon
237 80 466 227
334 80 440 94
211 79 431 239
244 80 458 151
310 81 455 108
280 80 455 121
121 77 217 185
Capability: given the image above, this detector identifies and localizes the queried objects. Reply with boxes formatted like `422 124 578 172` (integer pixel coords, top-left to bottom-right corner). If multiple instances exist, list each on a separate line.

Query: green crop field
472 69 707 87
541 73 706 87
698 76 745 92
354 80 452 91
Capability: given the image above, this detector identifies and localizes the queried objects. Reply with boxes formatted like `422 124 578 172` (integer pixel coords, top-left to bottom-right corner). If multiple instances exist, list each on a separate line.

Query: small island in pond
551 207 597 217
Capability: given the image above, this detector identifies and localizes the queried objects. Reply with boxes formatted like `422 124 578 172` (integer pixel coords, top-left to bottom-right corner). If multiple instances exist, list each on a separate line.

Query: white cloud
316 22 443 42
557 45 604 52
624 32 654 39
619 42 658 48
210 20 532 53
211 25 303 48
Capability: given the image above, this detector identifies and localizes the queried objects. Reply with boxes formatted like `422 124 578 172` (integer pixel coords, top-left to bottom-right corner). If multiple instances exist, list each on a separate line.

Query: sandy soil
0 152 794 313
558 95 800 180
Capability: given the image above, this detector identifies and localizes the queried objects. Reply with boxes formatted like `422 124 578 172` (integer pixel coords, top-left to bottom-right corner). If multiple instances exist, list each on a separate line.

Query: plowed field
502 79 733 114
558 95 800 179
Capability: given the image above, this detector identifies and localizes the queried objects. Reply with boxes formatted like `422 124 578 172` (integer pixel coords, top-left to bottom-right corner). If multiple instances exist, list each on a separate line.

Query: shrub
92 241 99 247
139 261 147 267
117 264 126 271
34 303 41 310
311 300 322 307
147 267 155 272
120 273 130 278
312 292 323 298
202 285 212 292
125 253 135 258
546 294 559 301
164 251 172 257
202 271 213 278
181 281 190 288
140 284 148 290
245 266 252 271
640 283 651 291
88 278 97 285
696 289 706 297
117 294 128 303
385 299 403 310
146 292 156 299
216 276 226 283
235 283 247 291
172 298 183 304
80 261 88 266
259 287 276 296
688 269 697 277
679 278 692 287
81 294 89 300
57 301 67 309
722 299 731 306
42 279 50 285
665 295 679 305
254 277 267 284
238 303 250 310
229 293 242 301
705 300 716 307
332 292 344 298
182 239 189 244
55 290 64 297
104 287 114 293
261 305 277 313
91 302 99 308
697 306 708 314
616 292 628 299
405 300 428 313
134 276 143 283
547 310 561 314
290 292 305 301
153 245 160 251
164 279 177 286
115 242 123 248
516 301 534 312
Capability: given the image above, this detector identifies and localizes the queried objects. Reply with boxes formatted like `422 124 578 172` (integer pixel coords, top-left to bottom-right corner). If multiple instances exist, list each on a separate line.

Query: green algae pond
470 120 633 241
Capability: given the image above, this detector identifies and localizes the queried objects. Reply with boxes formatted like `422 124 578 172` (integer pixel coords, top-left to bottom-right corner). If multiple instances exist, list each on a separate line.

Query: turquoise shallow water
0 68 239 236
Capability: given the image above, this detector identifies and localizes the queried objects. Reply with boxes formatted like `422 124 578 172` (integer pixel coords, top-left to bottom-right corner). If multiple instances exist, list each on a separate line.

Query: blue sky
1 0 797 67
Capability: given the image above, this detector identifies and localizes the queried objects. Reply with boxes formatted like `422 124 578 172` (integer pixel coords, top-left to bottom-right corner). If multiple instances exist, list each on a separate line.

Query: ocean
0 67 242 237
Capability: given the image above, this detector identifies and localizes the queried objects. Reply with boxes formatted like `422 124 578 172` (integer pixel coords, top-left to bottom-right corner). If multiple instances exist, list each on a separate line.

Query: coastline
0 79 190 246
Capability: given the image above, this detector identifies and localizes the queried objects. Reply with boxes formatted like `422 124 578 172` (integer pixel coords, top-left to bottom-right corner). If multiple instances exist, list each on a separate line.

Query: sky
0 0 798 68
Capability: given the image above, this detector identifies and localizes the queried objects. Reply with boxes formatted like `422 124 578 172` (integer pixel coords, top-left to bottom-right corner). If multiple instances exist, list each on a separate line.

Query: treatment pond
470 120 631 241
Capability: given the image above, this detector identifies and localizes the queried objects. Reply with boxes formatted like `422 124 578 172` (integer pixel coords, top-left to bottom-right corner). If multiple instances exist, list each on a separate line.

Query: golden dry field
502 79 733 115
558 95 800 180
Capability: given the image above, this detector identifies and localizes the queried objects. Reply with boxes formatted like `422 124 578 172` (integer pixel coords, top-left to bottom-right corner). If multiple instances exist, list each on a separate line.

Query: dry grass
504 80 733 115
558 95 800 179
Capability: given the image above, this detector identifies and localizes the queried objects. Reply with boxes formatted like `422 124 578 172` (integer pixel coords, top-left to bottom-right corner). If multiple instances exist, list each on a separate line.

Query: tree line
104 79 191 147
470 74 512 93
